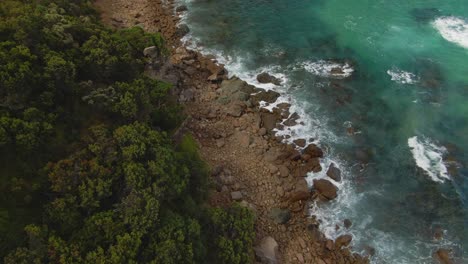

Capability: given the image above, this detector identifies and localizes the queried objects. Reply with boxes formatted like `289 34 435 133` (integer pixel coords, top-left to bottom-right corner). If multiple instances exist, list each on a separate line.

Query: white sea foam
387 68 418 84
432 16 468 49
408 136 449 183
298 60 354 79
176 7 462 263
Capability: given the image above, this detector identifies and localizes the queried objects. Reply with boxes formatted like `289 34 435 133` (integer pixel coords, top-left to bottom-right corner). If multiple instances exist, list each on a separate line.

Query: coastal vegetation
0 0 254 263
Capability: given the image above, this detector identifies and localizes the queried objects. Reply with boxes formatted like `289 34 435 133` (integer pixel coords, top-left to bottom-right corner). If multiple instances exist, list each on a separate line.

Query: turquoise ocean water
177 0 468 263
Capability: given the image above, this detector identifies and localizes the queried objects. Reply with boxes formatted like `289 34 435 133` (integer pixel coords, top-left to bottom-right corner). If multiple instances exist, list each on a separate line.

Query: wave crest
432 16 468 49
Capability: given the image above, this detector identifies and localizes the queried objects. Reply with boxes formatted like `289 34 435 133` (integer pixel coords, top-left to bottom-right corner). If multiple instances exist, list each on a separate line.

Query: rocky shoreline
94 0 370 263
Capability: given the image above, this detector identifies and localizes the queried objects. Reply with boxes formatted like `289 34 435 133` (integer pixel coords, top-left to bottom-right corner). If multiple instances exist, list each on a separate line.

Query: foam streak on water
433 16 468 49
408 136 449 183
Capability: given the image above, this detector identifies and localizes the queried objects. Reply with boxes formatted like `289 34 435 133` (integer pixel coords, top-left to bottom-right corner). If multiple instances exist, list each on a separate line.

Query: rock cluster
95 0 368 263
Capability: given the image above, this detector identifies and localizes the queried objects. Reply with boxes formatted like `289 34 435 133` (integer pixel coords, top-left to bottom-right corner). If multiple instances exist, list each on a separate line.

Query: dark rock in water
326 163 342 182
257 72 281 85
293 139 306 148
344 219 352 229
252 89 280 104
269 208 291 224
433 248 453 264
176 24 190 37
303 144 324 158
313 179 338 200
335 234 352 249
176 5 188 12
410 8 441 23
363 245 376 256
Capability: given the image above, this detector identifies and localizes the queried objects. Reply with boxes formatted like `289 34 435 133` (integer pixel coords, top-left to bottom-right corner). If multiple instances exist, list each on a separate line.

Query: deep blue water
177 0 468 263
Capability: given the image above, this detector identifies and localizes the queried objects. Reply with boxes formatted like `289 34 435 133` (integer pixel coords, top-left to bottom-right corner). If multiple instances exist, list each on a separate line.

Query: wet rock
335 234 352 249
176 24 190 37
303 144 324 158
294 158 322 177
313 179 338 200
231 191 243 201
344 219 352 229
269 208 291 224
293 139 307 148
255 236 279 264
433 249 453 264
283 112 299 127
326 163 342 182
252 90 281 104
175 5 188 12
257 72 281 85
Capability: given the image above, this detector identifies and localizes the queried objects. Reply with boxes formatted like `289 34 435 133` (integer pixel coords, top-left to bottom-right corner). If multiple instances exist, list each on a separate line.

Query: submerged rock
257 72 281 85
313 179 338 200
410 8 441 23
344 219 352 229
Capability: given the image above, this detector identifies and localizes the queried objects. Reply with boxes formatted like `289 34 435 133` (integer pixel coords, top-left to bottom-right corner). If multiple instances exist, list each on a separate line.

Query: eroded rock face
326 163 342 182
255 236 279 264
257 72 281 85
313 179 338 200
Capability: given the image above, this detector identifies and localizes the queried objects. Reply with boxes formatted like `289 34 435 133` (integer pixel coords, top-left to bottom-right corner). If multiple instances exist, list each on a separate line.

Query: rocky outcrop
313 179 338 200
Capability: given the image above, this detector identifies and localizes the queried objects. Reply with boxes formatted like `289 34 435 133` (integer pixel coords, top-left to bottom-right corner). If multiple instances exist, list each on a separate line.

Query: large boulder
255 236 279 264
294 158 322 177
326 163 342 182
269 208 291 224
313 179 338 200
257 72 281 85
303 144 324 158
335 234 352 249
